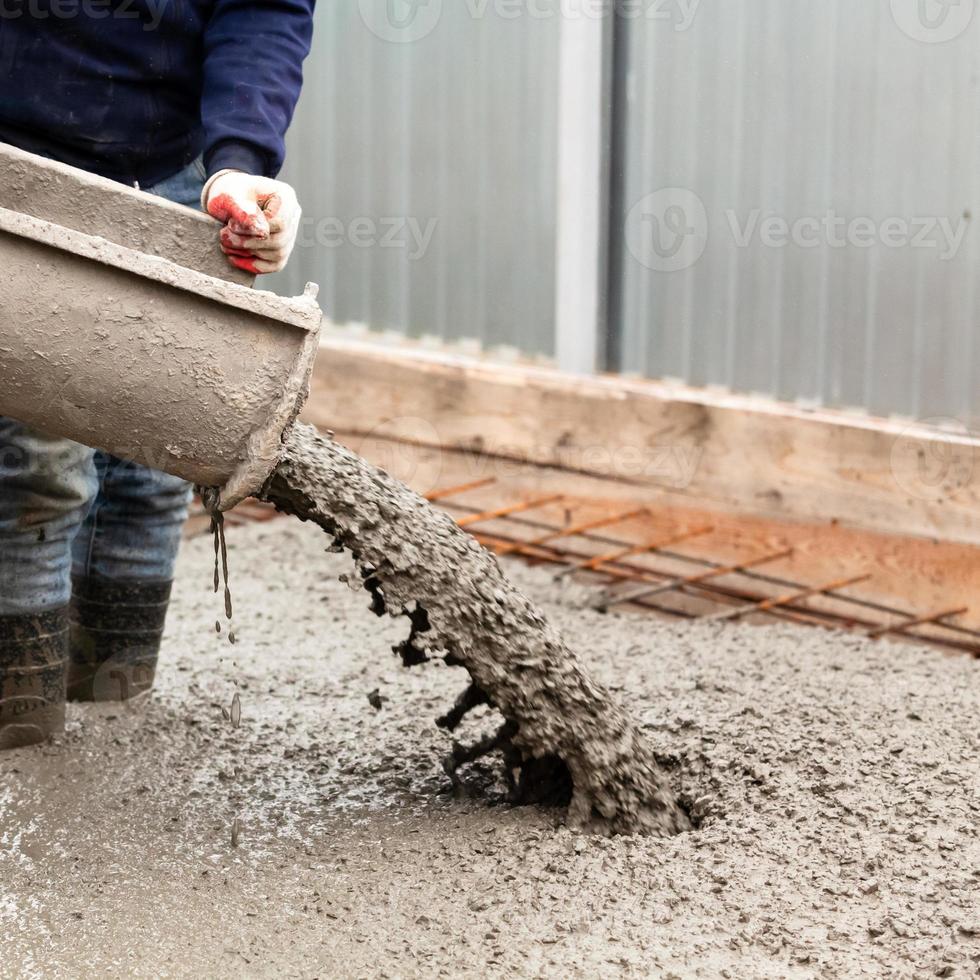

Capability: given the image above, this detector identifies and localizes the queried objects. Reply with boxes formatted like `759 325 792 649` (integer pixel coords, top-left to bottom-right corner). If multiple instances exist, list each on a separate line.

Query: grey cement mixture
1 518 978 977
261 423 688 837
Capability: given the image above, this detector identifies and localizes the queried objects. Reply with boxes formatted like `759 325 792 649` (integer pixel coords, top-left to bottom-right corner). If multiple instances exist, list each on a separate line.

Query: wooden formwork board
305 334 980 548
288 334 979 636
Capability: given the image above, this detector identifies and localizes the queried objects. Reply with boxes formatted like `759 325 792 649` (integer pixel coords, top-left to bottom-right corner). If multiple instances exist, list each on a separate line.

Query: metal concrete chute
0 143 322 510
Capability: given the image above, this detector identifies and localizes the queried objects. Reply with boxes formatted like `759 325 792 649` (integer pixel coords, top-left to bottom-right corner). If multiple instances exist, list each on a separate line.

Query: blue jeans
0 159 209 617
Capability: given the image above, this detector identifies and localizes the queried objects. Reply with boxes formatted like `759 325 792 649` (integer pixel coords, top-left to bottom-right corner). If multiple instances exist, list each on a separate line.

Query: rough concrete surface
1 520 978 978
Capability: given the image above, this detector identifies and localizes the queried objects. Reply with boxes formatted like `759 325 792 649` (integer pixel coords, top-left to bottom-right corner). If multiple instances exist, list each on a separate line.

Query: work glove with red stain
201 170 302 275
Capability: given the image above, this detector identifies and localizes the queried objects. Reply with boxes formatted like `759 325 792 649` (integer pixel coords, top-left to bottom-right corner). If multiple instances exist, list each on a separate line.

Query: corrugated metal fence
274 0 559 358
277 0 979 426
611 0 980 425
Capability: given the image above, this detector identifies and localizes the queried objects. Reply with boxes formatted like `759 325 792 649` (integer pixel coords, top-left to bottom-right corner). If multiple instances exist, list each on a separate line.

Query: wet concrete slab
1 520 978 978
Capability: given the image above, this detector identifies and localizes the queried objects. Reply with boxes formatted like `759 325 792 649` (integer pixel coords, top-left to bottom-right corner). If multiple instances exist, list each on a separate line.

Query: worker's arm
199 0 315 274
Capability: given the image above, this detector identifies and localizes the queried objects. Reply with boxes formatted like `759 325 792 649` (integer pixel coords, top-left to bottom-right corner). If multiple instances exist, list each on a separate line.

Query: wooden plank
206 430 979 633
304 335 980 546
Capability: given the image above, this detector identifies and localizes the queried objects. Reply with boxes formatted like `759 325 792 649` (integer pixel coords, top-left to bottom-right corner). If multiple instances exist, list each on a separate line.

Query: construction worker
0 3 315 748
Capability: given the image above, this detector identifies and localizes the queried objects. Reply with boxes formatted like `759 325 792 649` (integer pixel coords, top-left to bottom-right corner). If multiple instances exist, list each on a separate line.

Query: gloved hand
202 170 302 275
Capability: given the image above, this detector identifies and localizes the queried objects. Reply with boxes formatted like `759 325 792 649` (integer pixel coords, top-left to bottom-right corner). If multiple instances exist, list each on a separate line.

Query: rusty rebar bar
708 573 873 622
493 507 649 558
867 607 969 640
425 477 497 502
596 547 794 610
460 526 979 655
456 494 564 529
557 525 715 577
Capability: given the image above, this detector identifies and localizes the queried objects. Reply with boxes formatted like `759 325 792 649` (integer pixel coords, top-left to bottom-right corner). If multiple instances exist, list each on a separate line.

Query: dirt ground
1 520 978 979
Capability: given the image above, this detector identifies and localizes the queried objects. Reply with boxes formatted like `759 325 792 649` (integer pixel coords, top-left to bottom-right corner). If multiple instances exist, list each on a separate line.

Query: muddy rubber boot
67 578 172 703
0 609 69 750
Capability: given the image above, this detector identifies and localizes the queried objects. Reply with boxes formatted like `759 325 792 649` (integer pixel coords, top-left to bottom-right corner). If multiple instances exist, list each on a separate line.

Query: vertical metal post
554 0 614 375
603 1 629 373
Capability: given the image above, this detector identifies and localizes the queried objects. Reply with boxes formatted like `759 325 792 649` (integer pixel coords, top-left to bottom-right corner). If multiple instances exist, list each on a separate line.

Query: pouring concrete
0 142 322 510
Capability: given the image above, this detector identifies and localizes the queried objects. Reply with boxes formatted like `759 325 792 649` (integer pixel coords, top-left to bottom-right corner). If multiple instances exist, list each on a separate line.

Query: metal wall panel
275 1 978 426
611 0 980 425
272 1 560 358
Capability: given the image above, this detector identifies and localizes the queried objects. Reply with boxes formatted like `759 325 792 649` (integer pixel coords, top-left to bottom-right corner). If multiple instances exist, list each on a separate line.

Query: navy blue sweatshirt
0 1 315 187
